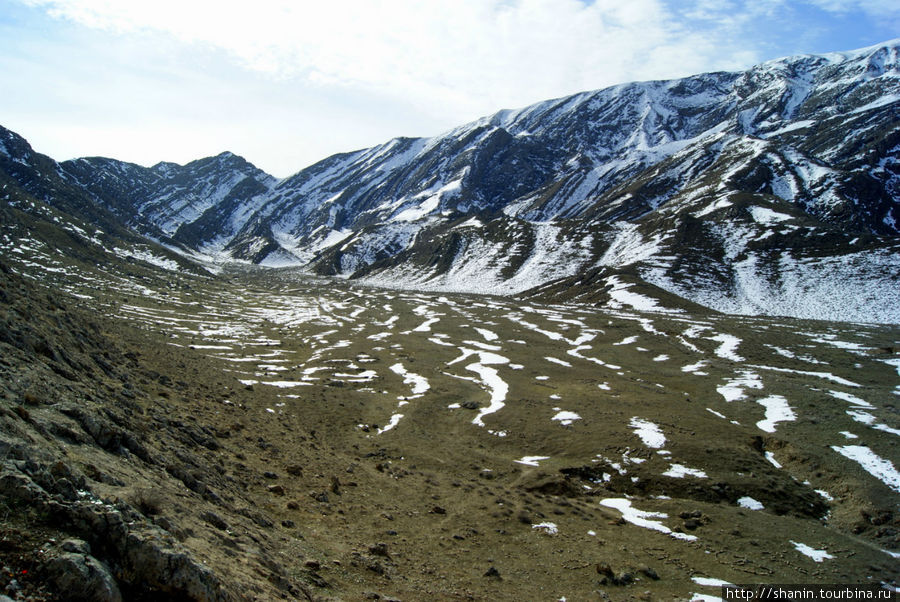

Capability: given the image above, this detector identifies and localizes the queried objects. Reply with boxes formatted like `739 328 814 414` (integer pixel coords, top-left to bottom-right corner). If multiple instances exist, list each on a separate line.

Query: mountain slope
8 39 900 323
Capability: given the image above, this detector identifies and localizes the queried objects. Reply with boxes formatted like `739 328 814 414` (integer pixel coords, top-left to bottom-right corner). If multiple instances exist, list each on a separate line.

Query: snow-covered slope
5 39 900 323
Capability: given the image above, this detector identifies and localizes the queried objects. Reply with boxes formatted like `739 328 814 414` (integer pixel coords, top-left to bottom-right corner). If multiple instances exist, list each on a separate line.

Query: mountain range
2 39 899 323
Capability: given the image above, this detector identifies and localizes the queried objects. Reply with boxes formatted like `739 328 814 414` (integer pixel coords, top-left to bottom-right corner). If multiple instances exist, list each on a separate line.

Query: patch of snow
790 541 833 563
692 577 734 587
390 363 430 398
377 413 404 434
605 276 680 313
663 464 708 479
532 522 559 535
630 417 666 449
710 333 743 361
545 356 572 367
737 496 764 510
599 498 697 541
515 456 550 467
717 370 763 402
831 445 900 493
552 411 581 426
474 327 499 341
756 395 796 433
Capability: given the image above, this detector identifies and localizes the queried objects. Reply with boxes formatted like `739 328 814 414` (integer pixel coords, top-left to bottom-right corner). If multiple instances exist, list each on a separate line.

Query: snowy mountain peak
3 39 899 323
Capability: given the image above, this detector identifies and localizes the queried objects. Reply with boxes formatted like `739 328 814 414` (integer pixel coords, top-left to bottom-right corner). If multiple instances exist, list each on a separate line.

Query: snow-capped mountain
3 39 899 322
60 152 277 252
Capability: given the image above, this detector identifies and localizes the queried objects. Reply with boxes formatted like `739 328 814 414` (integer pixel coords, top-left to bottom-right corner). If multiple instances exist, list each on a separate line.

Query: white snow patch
630 417 666 449
750 207 792 225
710 333 744 361
692 577 734 587
831 445 900 493
790 541 833 563
515 456 550 467
737 496 764 510
552 411 581 426
377 413 404 434
717 370 763 402
545 356 572 367
532 522 559 535
390 363 430 397
829 390 873 409
605 276 679 313
474 327 499 341
663 464 708 479
599 498 697 541
756 395 796 433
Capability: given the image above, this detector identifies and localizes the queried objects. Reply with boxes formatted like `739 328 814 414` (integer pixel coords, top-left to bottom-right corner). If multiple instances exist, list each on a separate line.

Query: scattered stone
263 471 279 479
281 520 295 528
461 401 480 410
484 566 501 578
331 476 342 495
285 465 303 476
430 505 447 515
267 484 286 496
304 560 321 570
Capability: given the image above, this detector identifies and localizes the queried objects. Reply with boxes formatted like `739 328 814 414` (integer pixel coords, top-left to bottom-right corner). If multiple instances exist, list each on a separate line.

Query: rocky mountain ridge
2 39 899 322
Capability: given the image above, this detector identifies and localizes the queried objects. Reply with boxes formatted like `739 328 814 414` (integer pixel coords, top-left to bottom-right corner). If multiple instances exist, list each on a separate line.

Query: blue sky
1 0 897 177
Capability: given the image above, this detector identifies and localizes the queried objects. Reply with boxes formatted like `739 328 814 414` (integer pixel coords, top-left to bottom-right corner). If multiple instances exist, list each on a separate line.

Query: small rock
484 566 501 578
330 476 341 495
304 560 321 570
430 505 447 515
267 484 286 496
263 471 279 479
281 520 295 528
461 401 480 410
285 465 303 476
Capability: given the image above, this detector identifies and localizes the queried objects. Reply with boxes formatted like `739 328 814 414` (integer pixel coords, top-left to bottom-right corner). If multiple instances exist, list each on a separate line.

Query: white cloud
806 0 900 15
8 0 897 175
19 0 761 121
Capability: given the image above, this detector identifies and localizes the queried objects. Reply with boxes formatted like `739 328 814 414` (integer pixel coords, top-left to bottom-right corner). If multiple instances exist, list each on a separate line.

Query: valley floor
1 252 898 601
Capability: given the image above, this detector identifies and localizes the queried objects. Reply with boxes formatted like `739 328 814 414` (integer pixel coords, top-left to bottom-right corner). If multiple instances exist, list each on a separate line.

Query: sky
1 0 898 178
